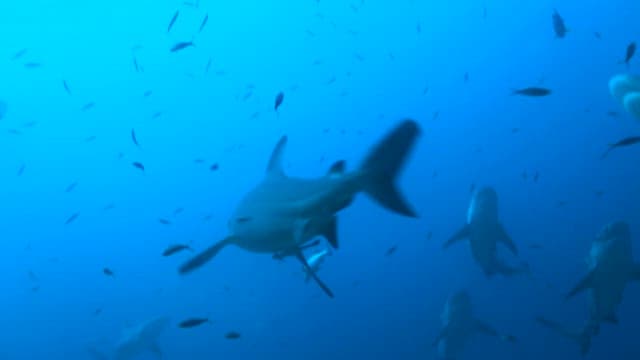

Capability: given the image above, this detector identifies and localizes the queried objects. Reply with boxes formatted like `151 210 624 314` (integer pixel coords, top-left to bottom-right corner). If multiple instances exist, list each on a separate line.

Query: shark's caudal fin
443 225 471 249
566 269 596 300
179 237 234 274
536 316 592 356
295 251 334 298
359 119 421 218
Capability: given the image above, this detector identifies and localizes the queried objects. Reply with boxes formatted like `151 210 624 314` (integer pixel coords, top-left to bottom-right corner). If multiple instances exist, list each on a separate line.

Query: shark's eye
236 217 253 223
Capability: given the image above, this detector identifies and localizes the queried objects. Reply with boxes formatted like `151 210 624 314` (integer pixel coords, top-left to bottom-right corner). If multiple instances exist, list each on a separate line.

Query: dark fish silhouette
103 268 115 277
81 102 96 111
170 41 195 52
132 162 145 171
512 87 551 97
594 32 602 39
11 48 28 60
131 129 140 148
24 62 42 69
552 9 568 38
210 163 219 171
199 14 209 33
622 42 636 66
274 92 284 111
167 10 180 32
225 331 241 340
158 218 171 225
133 56 141 72
143 90 152 97
601 136 640 159
63 80 72 95
65 213 79 225
65 182 78 193
178 318 209 328
385 245 398 256
163 244 193 257
17 164 26 176
205 57 213 73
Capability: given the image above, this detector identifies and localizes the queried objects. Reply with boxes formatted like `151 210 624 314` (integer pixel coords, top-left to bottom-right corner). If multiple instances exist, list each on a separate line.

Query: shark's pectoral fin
432 325 450 347
319 216 339 249
496 224 518 255
474 319 499 337
179 237 235 275
295 251 334 298
443 225 471 249
566 269 596 300
149 342 163 359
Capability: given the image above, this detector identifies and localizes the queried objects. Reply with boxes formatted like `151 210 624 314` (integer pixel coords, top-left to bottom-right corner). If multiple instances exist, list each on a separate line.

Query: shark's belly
230 213 301 253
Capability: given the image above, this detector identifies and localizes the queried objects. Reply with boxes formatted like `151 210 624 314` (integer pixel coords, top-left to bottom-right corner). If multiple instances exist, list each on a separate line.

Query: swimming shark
443 187 528 277
179 119 421 298
537 221 640 355
303 247 332 283
434 291 516 359
114 316 169 360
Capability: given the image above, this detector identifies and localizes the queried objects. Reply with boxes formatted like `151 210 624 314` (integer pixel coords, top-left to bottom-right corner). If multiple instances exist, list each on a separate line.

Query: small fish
28 270 39 282
179 318 209 328
601 136 640 159
163 244 192 257
131 129 140 148
152 111 162 119
81 102 95 111
511 127 520 133
552 9 568 38
133 56 141 72
24 62 42 69
533 172 540 183
65 182 78 193
167 10 180 32
17 164 26 176
63 80 72 95
22 121 38 128
143 90 153 97
427 231 433 240
173 207 184 215
385 245 398 257
464 72 469 83
225 331 241 340
103 268 115 277
274 92 284 111
622 42 636 66
242 91 253 101
432 111 440 121
528 244 544 250
199 14 209 33
132 162 145 171
511 87 551 97
11 48 28 60
158 218 171 225
205 57 213 73
85 136 97 143
65 213 79 225
594 32 602 39
416 22 421 33
607 111 620 118
594 190 605 198
103 203 115 211
7 129 21 135
93 308 103 316
354 53 365 62
170 41 195 52
469 183 476 194
210 163 219 171
202 214 213 222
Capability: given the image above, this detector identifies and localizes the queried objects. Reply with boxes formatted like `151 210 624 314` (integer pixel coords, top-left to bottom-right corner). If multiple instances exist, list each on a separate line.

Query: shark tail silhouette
359 119 421 218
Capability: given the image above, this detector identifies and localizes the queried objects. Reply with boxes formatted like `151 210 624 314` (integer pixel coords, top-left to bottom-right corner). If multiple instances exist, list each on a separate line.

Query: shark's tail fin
536 316 593 356
359 119 421 217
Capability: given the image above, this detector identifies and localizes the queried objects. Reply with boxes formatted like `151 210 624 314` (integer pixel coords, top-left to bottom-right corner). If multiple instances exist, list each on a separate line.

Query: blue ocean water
1 0 640 359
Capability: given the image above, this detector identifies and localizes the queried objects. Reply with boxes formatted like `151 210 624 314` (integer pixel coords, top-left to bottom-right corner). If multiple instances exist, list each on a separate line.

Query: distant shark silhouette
434 291 516 359
180 119 421 298
538 221 640 355
444 187 528 277
114 317 169 360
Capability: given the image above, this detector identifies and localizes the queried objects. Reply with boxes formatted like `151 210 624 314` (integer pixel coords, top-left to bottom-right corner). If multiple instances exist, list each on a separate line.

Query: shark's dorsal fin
266 136 288 177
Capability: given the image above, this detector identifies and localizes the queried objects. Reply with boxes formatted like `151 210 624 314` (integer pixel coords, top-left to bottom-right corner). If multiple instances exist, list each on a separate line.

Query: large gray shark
443 187 528 277
179 119 421 298
537 221 640 355
434 291 516 359
114 317 169 360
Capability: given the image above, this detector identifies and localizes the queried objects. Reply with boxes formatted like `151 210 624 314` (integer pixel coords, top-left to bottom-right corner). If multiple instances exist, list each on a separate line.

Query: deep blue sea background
1 0 640 359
